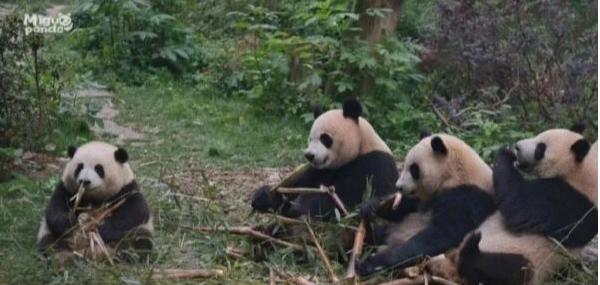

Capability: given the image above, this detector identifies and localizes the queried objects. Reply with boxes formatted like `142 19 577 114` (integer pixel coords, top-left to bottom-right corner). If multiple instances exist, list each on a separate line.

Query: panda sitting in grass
36 141 153 262
456 125 597 285
251 97 398 220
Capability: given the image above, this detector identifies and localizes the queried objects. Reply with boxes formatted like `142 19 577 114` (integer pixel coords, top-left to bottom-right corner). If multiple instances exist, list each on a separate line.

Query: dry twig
152 268 224 280
344 220 366 280
184 226 307 252
304 220 339 283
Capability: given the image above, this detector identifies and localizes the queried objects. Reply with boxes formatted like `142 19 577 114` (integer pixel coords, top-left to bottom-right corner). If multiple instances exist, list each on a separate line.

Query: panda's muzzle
304 153 315 162
78 179 91 186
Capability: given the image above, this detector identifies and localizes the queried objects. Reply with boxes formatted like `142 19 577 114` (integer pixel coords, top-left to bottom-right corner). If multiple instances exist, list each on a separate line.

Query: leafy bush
213 1 424 119
429 0 597 128
72 0 204 76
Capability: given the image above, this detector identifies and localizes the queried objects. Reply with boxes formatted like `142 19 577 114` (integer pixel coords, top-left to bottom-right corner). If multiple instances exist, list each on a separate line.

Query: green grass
1 76 596 284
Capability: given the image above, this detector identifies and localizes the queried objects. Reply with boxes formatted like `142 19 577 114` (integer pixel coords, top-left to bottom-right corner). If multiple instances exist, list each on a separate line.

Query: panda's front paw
360 198 381 219
251 185 274 212
494 147 517 164
357 256 383 277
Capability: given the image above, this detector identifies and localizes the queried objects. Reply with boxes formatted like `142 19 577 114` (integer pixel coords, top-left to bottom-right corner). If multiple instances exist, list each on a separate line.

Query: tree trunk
355 0 404 97
356 0 404 46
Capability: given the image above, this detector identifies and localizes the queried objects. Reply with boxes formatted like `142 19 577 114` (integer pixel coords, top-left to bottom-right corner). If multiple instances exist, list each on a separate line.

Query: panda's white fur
305 109 391 169
396 134 493 199
456 128 597 285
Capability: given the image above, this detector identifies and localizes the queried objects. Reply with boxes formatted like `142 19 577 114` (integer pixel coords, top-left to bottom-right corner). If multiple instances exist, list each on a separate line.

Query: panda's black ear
569 123 586 134
419 130 431 140
114 148 129 164
571 139 590 163
311 104 323 119
342 97 362 122
67 145 77 158
431 136 448 155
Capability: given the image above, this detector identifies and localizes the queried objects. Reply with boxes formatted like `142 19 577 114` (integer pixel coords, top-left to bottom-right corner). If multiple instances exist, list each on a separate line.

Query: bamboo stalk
325 186 349 216
344 220 367 279
185 226 307 252
152 268 224 280
276 187 328 194
272 163 312 191
273 214 305 225
430 276 461 285
304 220 339 283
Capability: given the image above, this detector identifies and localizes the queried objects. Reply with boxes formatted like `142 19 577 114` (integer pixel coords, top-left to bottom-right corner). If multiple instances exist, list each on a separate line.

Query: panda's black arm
497 177 597 248
492 148 526 199
358 185 496 276
98 189 150 242
374 196 420 222
352 151 401 219
251 168 323 215
45 182 76 237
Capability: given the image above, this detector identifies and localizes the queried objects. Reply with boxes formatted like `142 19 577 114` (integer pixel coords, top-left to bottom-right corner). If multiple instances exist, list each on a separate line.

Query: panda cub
457 125 597 285
37 141 153 260
357 133 496 276
251 97 398 219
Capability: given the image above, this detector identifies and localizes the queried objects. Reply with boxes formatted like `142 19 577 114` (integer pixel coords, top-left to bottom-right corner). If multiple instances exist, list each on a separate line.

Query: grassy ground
1 77 597 285
0 2 596 284
0 78 353 285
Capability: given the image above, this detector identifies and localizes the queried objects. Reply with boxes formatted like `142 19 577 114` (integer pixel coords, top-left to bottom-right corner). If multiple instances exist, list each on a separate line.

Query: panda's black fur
493 148 597 248
358 184 496 275
252 151 398 218
39 180 150 250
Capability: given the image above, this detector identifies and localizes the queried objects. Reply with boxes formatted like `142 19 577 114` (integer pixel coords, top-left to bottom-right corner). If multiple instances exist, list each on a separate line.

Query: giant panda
36 141 153 261
456 125 598 285
357 133 496 276
251 97 398 220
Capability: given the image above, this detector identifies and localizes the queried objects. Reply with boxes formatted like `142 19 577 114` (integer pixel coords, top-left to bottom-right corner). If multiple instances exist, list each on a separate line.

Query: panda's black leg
357 226 461 276
115 228 154 263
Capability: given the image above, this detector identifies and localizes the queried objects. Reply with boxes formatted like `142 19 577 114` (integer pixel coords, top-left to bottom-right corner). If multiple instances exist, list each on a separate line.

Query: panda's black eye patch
320 134 333 148
409 163 420 180
95 164 105 179
534 143 546 161
74 163 83 178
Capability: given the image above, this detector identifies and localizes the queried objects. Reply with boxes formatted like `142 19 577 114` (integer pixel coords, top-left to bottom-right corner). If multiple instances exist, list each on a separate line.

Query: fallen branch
304 220 339 283
184 226 307 252
344 220 366 279
152 268 224 280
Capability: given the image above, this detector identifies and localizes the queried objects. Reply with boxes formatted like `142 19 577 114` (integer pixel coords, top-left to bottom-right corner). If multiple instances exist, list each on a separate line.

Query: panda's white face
304 110 361 170
396 136 446 200
514 129 588 178
62 141 134 200
73 162 105 191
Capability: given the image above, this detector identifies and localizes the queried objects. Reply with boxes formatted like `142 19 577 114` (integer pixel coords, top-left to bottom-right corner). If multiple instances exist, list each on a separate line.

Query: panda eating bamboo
36 141 153 262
